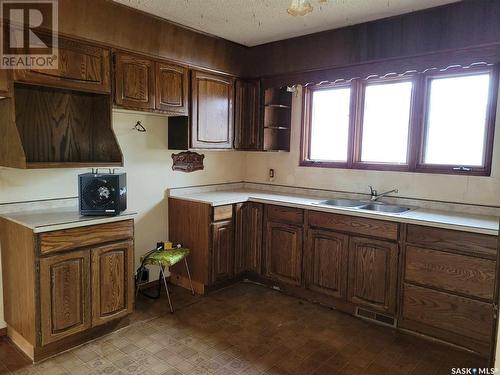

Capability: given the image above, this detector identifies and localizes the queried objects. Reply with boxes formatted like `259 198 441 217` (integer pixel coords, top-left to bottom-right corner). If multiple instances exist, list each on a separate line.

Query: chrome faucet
369 185 399 201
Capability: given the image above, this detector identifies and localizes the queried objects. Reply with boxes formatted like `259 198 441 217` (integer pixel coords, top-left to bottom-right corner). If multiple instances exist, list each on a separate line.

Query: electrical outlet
269 168 275 181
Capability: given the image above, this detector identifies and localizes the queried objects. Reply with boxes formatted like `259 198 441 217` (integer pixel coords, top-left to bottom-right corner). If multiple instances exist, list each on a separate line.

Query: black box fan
79 172 127 216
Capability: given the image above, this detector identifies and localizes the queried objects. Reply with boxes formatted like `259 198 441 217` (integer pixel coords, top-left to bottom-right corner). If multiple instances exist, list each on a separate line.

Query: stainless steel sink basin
358 203 411 214
316 199 367 208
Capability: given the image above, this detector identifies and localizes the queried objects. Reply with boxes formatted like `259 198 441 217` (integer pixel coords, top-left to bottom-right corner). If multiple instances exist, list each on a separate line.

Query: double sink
314 198 412 214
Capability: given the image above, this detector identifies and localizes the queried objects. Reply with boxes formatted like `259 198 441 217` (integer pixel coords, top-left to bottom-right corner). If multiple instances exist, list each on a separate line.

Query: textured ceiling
113 0 461 47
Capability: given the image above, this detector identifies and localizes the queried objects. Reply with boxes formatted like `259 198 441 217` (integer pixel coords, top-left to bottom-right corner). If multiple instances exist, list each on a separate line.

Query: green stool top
140 248 190 268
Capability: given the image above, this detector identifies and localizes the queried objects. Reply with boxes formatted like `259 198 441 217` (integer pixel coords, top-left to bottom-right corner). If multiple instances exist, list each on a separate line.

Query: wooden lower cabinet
39 250 91 346
91 241 134 326
347 236 399 314
401 283 494 356
0 218 134 362
235 202 263 275
265 221 303 286
400 225 498 357
305 229 348 299
211 220 234 284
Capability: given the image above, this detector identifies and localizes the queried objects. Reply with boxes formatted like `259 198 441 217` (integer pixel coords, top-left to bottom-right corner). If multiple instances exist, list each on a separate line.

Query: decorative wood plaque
171 151 204 172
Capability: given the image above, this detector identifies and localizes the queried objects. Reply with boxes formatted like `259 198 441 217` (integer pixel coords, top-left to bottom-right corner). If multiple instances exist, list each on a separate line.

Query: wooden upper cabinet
114 52 155 110
91 240 134 327
39 250 91 346
234 79 262 150
347 236 399 314
14 38 111 93
191 70 234 149
211 220 234 284
265 221 303 286
305 229 349 299
155 62 188 114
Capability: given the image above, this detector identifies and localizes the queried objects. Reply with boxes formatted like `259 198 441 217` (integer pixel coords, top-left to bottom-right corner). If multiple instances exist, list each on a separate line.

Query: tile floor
0 282 487 375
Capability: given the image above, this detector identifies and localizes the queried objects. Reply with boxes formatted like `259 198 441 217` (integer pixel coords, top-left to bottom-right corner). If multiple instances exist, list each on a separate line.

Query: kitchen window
307 84 352 165
301 65 498 175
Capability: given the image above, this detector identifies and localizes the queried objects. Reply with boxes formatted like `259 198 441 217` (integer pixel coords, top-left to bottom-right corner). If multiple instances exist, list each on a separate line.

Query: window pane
360 81 413 163
310 87 351 162
423 73 491 166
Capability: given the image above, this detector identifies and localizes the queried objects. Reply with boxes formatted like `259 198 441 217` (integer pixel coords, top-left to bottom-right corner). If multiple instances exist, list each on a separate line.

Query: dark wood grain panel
169 198 212 288
347 236 398 314
248 1 500 79
13 84 122 166
39 250 91 346
305 229 348 299
405 246 496 300
308 211 399 241
211 220 234 284
401 283 494 355
265 221 303 286
234 202 263 275
14 37 111 93
91 240 134 326
155 62 188 114
406 225 497 259
191 70 234 149
114 52 155 110
57 0 247 76
0 98 25 168
234 79 262 150
38 220 133 255
266 205 303 225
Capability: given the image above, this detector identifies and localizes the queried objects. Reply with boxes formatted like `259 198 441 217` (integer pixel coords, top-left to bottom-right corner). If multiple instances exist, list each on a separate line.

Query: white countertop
1 207 136 233
169 189 499 236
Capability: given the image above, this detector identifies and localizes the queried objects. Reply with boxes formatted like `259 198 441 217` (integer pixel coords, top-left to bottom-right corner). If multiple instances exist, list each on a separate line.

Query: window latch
452 166 472 172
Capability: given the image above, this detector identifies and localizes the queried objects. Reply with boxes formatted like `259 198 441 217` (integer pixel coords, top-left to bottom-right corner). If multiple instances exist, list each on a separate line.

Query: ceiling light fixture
287 0 313 16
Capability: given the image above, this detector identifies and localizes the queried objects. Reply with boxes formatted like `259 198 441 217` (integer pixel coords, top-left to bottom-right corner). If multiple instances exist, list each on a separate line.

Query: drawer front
39 220 134 255
266 205 303 225
401 283 493 354
308 211 398 241
406 225 497 259
213 205 233 221
405 246 496 300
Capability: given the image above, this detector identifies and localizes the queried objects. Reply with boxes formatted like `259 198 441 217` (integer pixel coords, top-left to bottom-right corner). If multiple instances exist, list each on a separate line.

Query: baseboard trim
0 327 7 337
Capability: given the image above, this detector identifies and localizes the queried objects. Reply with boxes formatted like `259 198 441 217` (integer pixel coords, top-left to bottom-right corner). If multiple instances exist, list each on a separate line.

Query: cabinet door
91 240 134 326
305 229 348 299
347 236 399 314
39 250 91 346
14 38 111 93
114 52 155 110
235 202 263 275
234 79 262 150
155 62 188 114
265 221 303 286
211 220 234 284
191 70 234 149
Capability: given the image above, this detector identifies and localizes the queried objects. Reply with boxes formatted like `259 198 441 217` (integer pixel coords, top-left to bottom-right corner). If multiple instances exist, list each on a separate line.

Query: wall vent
355 307 397 327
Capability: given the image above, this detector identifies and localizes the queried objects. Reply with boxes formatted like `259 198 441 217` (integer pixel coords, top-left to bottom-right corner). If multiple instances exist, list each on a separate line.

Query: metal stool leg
135 267 144 297
184 258 195 296
160 265 174 313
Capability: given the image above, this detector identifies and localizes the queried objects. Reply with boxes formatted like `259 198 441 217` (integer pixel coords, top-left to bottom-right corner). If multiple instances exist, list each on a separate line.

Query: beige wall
245 86 500 206
0 110 246 329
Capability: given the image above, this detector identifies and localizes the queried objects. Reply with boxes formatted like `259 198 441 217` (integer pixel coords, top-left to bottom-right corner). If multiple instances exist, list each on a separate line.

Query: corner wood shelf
0 83 123 169
263 87 292 152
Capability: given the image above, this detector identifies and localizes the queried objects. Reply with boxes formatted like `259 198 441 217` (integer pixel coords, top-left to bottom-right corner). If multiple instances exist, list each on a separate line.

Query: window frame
415 66 499 176
300 81 356 169
352 75 418 172
300 65 499 176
